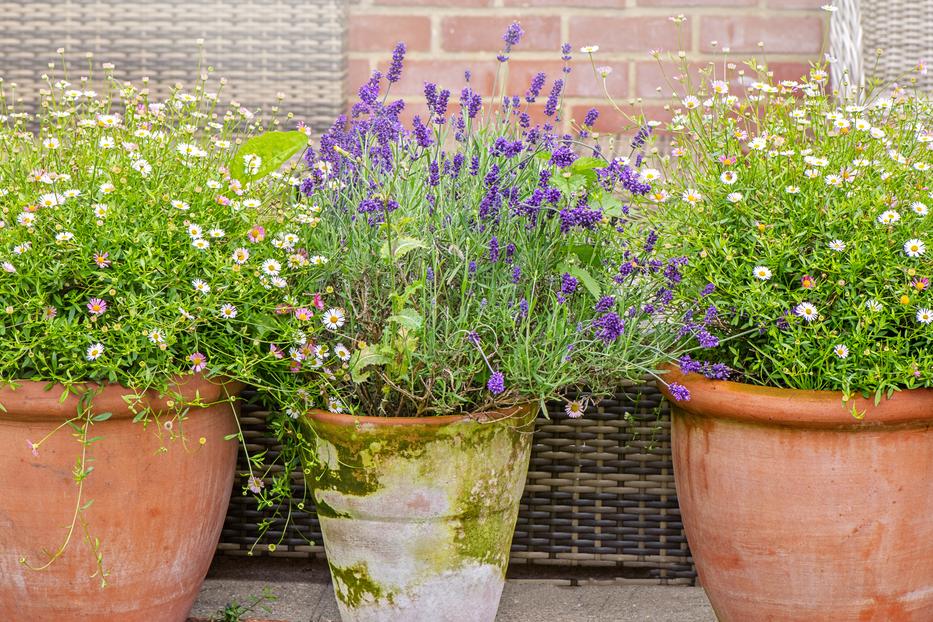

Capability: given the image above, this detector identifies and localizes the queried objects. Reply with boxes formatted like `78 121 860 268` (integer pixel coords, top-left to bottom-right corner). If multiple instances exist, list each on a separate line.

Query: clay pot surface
661 368 933 622
302 404 536 622
0 375 241 621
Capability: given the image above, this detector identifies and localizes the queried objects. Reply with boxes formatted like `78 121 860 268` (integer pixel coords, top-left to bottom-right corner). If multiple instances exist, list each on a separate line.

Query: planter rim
305 402 535 427
0 374 242 422
659 366 933 428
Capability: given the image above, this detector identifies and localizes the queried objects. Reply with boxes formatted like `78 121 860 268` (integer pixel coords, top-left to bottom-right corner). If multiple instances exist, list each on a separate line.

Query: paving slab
190 558 716 622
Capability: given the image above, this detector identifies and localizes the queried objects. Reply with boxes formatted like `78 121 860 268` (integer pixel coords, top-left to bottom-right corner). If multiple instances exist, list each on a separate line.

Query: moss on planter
328 561 392 608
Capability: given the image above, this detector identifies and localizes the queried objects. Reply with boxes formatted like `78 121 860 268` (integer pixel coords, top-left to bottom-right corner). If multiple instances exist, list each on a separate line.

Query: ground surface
190 558 716 622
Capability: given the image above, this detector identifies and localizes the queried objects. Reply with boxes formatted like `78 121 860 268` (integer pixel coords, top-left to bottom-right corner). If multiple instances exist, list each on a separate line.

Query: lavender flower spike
387 42 406 84
488 371 506 395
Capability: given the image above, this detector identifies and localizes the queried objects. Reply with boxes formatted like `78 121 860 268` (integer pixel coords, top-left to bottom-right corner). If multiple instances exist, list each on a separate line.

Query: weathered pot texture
660 367 933 622
0 375 240 622
301 404 536 622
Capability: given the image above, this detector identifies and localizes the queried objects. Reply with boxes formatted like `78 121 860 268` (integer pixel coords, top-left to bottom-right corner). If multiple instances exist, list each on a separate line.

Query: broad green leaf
559 263 601 299
230 131 308 182
388 308 423 331
349 345 390 383
92 412 113 422
380 236 426 260
570 157 605 174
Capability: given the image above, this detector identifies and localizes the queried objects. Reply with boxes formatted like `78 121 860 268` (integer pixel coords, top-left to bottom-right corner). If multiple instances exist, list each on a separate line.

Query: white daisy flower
911 202 928 216
310 255 329 266
322 308 345 331
13 242 31 255
232 248 250 264
131 159 152 177
172 200 190 211
99 183 115 195
192 279 211 294
187 224 203 239
794 302 818 322
38 193 65 208
2 262 15 273
917 308 933 324
86 343 104 361
727 192 744 203
639 168 661 182
752 266 772 281
55 232 74 242
904 238 926 257
580 45 599 54
877 210 900 225
43 137 60 150
219 304 238 319
262 259 282 276
565 400 585 418
720 171 738 185
833 344 849 359
327 398 346 414
682 189 703 204
147 329 166 345
94 204 109 218
682 95 700 110
334 343 351 361
270 277 288 288
242 198 262 209
786 185 801 194
208 228 225 238
192 238 210 250
828 239 846 252
17 213 36 227
824 174 842 187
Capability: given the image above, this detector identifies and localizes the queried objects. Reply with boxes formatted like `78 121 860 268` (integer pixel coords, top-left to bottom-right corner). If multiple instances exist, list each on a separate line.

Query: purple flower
248 476 265 494
512 265 522 283
387 43 406 83
631 125 652 150
487 371 506 395
667 382 690 402
583 108 599 127
525 72 546 103
700 283 716 297
561 43 572 62
434 88 450 122
595 296 615 313
644 230 659 254
517 297 529 320
559 205 602 233
426 267 434 282
412 115 433 148
460 87 482 119
503 22 524 47
489 236 500 262
464 70 472 83
424 82 438 112
593 312 625 344
428 160 440 187
469 260 477 275
560 273 578 296
469 155 481 176
544 80 563 117
550 145 577 168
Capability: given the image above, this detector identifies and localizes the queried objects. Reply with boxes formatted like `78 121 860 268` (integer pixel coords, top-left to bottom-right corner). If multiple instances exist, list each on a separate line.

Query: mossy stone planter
300 404 536 622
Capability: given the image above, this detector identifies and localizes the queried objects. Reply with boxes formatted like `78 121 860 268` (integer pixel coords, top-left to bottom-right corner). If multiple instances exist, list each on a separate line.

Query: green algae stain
329 561 391 608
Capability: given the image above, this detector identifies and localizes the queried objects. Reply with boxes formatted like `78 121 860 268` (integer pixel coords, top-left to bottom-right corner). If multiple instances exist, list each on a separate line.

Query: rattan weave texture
219 382 696 584
0 0 346 131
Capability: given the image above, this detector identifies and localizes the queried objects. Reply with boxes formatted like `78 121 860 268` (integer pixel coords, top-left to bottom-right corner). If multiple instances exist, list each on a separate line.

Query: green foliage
230 130 309 182
646 54 933 394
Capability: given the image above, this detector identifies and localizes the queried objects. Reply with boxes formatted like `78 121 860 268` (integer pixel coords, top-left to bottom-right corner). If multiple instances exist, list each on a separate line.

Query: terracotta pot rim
659 365 933 428
305 402 536 427
0 374 243 421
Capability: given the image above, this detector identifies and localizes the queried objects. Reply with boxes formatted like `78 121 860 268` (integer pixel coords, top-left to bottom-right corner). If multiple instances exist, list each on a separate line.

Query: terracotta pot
0 375 241 621
300 404 536 622
660 368 933 622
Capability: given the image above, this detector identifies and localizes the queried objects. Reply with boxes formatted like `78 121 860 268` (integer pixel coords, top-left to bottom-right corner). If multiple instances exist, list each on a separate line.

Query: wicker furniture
0 0 346 132
830 0 932 93
220 382 696 584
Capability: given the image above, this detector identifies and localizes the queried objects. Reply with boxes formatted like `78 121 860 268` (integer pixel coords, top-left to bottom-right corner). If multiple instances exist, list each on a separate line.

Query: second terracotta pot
661 368 933 622
0 375 240 622
300 404 536 622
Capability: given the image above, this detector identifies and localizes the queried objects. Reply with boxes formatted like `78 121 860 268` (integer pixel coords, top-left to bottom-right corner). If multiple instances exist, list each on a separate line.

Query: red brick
370 59 499 97
505 0 625 5
507 60 628 99
349 14 431 53
374 0 491 5
634 60 713 99
699 16 823 54
767 0 826 8
637 0 756 5
441 16 561 53
569 16 682 54
347 59 372 96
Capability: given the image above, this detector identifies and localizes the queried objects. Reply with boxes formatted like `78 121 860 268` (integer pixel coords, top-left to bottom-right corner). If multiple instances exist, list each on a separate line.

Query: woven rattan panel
219 382 696 584
861 0 932 91
0 0 346 131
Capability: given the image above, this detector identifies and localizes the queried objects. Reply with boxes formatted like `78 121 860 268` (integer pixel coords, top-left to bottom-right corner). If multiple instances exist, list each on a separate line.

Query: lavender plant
290 29 706 418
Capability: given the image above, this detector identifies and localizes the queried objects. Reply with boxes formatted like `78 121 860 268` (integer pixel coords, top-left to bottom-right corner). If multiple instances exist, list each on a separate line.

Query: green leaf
380 236 426 260
230 131 308 182
349 345 390 383
388 308 423 330
570 157 605 174
559 263 601 299
92 412 113 422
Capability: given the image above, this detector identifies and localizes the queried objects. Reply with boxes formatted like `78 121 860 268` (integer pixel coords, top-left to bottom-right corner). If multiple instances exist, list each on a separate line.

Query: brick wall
348 0 829 132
